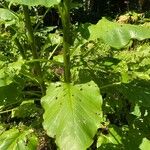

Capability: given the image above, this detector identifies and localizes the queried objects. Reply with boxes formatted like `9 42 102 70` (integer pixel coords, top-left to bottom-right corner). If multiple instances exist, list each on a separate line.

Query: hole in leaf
80 88 83 91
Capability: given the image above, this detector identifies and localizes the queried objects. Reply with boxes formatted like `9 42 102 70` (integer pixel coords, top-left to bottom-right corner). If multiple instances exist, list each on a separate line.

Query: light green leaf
41 81 103 150
53 54 63 63
131 104 141 117
0 127 38 150
6 0 61 7
88 18 150 49
140 138 150 150
0 8 17 27
0 60 24 87
97 125 122 148
0 8 17 21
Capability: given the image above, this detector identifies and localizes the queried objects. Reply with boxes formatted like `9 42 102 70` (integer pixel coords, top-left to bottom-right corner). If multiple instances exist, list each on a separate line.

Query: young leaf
0 127 38 150
41 81 103 150
6 0 61 7
88 18 150 49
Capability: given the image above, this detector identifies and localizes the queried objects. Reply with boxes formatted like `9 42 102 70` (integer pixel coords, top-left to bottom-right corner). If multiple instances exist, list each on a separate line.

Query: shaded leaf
12 100 42 118
0 82 23 106
118 80 150 107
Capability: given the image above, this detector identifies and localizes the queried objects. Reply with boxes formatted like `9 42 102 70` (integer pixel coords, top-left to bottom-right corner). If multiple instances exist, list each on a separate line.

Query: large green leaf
41 81 103 150
88 18 150 49
6 0 61 7
0 127 38 150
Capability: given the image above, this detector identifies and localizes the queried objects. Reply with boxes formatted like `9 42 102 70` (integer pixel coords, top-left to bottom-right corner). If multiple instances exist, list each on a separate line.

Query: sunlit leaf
88 18 150 49
0 8 17 21
42 81 103 150
6 0 61 7
0 127 38 150
0 60 24 87
140 138 150 150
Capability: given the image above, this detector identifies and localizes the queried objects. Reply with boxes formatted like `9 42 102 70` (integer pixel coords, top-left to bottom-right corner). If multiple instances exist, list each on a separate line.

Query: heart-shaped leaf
41 81 103 150
6 0 61 7
88 18 150 49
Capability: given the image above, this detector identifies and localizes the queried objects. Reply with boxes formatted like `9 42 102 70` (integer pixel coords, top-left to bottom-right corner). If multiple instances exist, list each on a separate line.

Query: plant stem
23 5 45 95
58 0 72 83
23 5 39 60
14 38 26 59
100 82 121 89
0 108 17 114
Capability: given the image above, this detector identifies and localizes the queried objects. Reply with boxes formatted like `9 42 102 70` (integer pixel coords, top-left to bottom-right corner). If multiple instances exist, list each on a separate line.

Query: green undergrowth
0 0 150 149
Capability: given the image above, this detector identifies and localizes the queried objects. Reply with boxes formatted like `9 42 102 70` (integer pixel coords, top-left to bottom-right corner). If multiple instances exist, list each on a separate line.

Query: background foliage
0 0 150 149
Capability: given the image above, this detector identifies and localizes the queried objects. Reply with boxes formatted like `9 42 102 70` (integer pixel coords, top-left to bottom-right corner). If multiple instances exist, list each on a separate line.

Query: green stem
0 108 17 114
23 5 45 95
14 38 26 59
100 82 121 89
58 0 72 83
23 5 38 60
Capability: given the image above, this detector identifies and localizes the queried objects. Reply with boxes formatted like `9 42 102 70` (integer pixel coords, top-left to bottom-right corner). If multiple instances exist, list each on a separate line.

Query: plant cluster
0 0 150 150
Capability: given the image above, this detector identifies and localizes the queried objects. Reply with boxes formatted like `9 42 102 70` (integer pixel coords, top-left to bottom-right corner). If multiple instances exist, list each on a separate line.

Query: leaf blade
42 81 103 150
6 0 61 7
